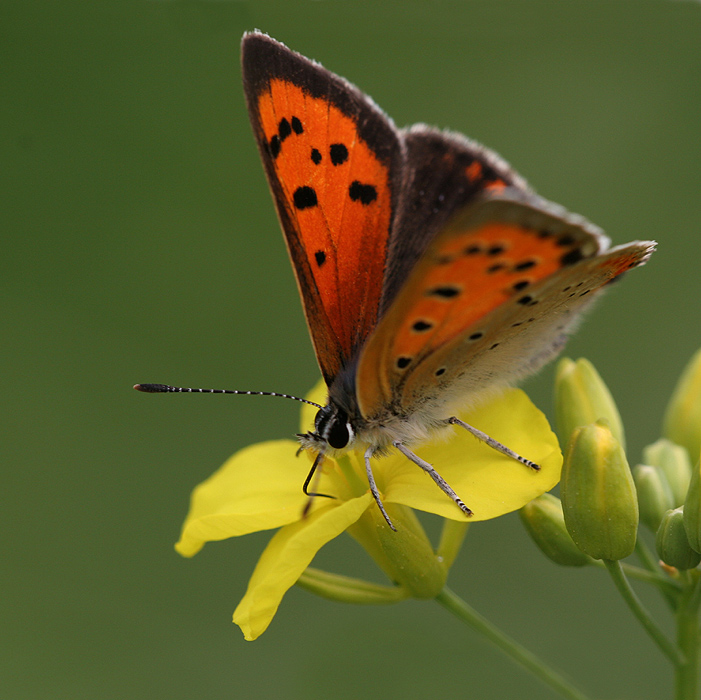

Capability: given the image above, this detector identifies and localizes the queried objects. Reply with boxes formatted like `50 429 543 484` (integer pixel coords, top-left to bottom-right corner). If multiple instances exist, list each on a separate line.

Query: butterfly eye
326 411 353 449
314 405 353 449
328 423 349 449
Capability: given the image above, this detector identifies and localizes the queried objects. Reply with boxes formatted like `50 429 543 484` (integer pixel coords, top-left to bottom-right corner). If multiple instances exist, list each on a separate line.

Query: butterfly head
298 401 356 454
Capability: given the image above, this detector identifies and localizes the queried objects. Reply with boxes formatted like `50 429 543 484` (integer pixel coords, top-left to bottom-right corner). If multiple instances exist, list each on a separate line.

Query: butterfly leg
364 447 397 531
302 452 335 518
447 417 540 471
393 442 473 517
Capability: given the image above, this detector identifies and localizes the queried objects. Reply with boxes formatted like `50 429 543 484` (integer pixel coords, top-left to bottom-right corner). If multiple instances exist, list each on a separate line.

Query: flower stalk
435 588 591 700
603 559 684 665
675 573 701 700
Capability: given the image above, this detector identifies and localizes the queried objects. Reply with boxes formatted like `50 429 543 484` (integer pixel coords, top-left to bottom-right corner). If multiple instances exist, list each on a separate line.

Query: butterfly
142 32 655 530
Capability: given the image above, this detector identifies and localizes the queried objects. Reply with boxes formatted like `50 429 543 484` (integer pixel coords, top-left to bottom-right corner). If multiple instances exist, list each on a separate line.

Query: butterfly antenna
133 383 323 409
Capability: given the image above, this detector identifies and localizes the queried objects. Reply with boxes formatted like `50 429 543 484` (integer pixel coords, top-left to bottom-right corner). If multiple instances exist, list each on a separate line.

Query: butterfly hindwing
356 189 655 419
242 32 404 384
379 125 533 317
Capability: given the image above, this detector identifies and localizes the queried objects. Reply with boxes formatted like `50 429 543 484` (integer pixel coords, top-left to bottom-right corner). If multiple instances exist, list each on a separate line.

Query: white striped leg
393 441 473 517
364 447 397 531
447 417 540 471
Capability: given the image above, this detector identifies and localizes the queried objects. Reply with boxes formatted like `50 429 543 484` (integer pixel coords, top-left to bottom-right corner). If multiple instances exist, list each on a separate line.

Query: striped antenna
134 383 323 409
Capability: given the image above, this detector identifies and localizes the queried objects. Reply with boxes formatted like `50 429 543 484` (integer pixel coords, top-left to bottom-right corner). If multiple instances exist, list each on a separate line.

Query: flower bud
683 458 701 553
520 493 592 566
663 348 701 462
656 507 701 570
633 464 674 532
347 503 447 599
554 358 625 452
643 439 692 508
561 420 638 560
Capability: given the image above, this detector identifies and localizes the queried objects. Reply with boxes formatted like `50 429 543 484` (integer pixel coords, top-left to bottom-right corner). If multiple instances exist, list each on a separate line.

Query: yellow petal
176 440 322 557
233 493 373 640
382 389 562 521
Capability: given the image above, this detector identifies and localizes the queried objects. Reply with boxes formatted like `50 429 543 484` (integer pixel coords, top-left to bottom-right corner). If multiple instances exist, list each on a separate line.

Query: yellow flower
175 380 562 639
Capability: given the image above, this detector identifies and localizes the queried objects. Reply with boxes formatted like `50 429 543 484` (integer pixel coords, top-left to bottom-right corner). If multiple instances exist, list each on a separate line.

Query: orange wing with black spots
378 125 530 316
242 32 403 384
356 190 655 419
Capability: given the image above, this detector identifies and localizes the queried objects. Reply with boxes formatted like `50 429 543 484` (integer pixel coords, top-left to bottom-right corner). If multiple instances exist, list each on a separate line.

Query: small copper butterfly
139 32 655 529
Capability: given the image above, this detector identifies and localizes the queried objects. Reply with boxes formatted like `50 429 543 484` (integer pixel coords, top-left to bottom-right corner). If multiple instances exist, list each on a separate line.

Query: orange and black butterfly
140 32 654 528
237 32 654 526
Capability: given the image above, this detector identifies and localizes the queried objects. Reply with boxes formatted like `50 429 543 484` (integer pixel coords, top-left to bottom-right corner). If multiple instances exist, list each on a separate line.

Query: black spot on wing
278 118 291 141
330 143 349 165
293 186 318 210
311 148 322 164
561 248 585 266
556 234 576 247
396 356 412 369
291 116 303 134
427 285 461 299
412 320 433 332
314 250 326 267
349 181 377 205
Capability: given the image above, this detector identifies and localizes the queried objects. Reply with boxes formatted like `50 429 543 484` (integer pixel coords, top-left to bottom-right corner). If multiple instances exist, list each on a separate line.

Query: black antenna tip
134 383 170 393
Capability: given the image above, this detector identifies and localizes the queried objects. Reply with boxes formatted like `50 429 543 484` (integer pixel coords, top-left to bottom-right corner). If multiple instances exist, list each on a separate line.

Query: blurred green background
4 1 701 698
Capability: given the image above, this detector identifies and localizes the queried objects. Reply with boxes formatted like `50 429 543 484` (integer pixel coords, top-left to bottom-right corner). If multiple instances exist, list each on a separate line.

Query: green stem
635 537 660 573
590 560 681 597
675 571 701 700
635 537 679 609
603 559 684 665
436 587 591 700
297 567 408 604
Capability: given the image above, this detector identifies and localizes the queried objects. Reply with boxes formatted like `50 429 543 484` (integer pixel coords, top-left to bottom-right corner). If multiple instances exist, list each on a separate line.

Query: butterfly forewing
242 33 403 383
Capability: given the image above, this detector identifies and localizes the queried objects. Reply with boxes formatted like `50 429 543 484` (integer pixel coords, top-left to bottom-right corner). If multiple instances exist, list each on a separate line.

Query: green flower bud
656 507 701 570
643 438 693 508
561 420 638 560
347 502 447 599
683 459 701 553
663 347 701 462
554 358 625 452
520 493 592 567
633 464 674 532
